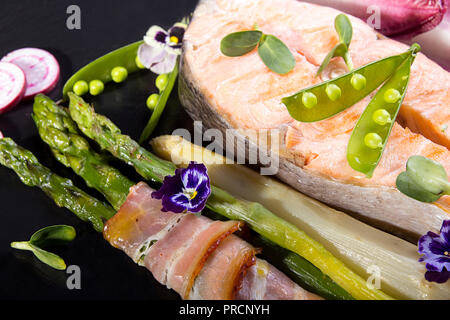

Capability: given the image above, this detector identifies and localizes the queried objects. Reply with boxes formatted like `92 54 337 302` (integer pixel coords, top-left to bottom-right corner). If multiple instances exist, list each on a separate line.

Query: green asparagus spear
32 94 134 210
0 138 114 232
68 93 177 183
67 93 392 300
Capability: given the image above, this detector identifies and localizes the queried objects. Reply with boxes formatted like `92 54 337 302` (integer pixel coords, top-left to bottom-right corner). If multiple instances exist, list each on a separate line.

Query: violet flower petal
152 163 211 214
162 193 190 213
425 269 450 284
181 162 209 190
418 220 450 282
440 220 450 244
152 169 184 200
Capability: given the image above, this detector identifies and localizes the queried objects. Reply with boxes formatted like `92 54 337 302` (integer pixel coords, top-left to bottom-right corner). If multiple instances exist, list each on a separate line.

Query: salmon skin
179 0 450 241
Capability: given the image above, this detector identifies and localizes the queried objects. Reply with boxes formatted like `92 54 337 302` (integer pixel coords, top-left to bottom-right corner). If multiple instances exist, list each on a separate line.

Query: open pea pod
347 45 420 177
139 60 179 144
62 41 144 99
282 47 414 123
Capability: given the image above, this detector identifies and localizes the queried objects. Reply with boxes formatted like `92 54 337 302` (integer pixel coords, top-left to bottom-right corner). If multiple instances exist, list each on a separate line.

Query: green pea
156 74 169 92
89 80 104 96
302 92 317 109
351 73 366 91
325 84 342 101
364 133 383 149
135 56 146 69
73 81 89 96
111 66 128 83
384 88 401 103
372 109 392 126
147 93 160 110
63 41 144 99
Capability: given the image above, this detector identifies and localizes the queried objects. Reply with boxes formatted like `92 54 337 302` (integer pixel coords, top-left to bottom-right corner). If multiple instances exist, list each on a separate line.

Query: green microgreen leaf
220 30 263 57
396 156 450 203
396 172 441 203
405 156 450 195
317 14 354 76
30 225 76 247
316 42 348 76
335 14 353 47
258 34 296 74
11 225 76 270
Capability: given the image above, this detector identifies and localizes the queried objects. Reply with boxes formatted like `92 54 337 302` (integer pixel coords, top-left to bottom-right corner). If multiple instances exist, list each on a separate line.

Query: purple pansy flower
138 22 187 74
418 220 450 283
152 162 211 214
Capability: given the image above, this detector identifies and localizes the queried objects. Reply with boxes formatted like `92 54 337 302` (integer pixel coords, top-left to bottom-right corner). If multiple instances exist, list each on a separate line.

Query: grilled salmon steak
179 0 450 240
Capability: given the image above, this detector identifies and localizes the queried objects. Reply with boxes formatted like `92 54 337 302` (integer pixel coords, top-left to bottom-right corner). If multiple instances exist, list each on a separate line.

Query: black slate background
0 0 199 300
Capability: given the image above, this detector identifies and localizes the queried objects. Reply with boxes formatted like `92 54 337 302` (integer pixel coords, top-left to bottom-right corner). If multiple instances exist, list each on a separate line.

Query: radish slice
0 62 26 114
1 48 60 99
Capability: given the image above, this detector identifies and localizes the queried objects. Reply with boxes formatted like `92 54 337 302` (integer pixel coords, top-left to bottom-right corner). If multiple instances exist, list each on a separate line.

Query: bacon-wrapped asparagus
105 182 321 300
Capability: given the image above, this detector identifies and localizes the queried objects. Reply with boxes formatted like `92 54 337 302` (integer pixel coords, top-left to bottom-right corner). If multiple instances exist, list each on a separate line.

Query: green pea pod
347 45 420 177
139 60 179 144
62 41 144 99
282 48 414 123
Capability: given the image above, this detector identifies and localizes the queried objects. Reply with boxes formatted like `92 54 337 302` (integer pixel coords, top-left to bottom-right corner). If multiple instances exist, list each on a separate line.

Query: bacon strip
144 214 243 298
188 235 257 300
165 219 244 298
104 182 180 261
104 182 320 300
236 259 322 300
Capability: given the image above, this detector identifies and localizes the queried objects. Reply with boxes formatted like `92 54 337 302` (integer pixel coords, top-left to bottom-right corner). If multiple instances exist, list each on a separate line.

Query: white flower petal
137 44 166 69
165 46 182 55
144 25 168 48
150 52 178 74
145 25 167 38
172 22 188 30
